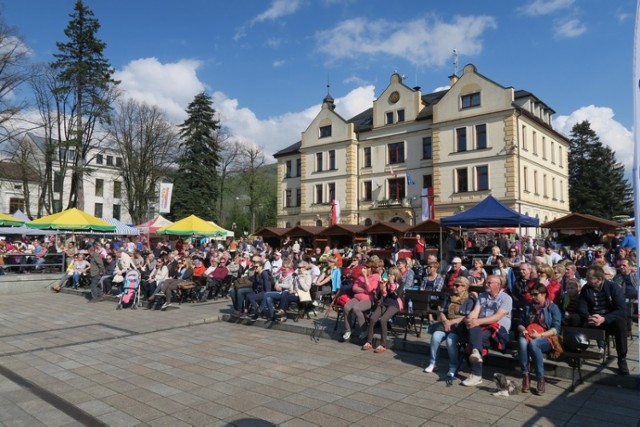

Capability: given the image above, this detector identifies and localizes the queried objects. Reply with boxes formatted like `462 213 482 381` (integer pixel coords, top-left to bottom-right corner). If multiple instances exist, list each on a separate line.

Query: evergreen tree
568 120 632 218
52 0 119 210
172 92 221 220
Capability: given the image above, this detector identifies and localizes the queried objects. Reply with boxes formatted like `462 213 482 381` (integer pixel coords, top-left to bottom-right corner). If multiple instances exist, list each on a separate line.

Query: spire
323 81 335 111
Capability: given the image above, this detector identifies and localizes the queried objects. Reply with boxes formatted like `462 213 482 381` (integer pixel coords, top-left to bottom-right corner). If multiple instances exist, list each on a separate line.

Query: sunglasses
530 292 541 296
453 284 466 288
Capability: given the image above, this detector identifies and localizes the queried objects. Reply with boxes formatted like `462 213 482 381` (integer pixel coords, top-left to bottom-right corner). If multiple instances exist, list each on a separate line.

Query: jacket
577 279 626 325
253 269 272 293
520 301 562 336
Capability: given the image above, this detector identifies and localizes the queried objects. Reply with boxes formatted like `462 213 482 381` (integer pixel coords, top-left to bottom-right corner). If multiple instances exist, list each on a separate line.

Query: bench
561 326 606 392
401 289 445 340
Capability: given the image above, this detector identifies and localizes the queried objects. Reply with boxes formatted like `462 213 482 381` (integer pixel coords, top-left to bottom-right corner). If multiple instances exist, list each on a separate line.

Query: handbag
112 273 124 283
297 289 312 303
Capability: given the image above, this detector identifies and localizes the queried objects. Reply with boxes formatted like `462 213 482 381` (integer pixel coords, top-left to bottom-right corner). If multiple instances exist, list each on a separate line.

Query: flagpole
632 0 640 386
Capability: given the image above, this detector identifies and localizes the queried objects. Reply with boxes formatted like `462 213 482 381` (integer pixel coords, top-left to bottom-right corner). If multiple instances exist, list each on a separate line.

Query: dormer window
397 109 405 123
319 125 332 138
461 92 481 109
386 112 394 125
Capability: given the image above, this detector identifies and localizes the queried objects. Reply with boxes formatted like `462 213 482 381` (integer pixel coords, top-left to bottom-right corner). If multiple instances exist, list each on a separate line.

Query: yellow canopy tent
26 208 116 232
0 212 23 227
156 214 228 236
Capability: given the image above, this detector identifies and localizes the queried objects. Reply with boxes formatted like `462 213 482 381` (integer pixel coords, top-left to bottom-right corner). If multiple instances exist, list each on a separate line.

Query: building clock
389 91 400 103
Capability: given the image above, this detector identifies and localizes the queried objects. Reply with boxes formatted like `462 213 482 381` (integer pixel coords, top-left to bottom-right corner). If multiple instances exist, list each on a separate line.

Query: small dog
491 373 520 396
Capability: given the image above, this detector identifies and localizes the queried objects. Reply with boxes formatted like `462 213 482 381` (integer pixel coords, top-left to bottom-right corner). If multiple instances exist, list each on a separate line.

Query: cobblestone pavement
0 291 638 426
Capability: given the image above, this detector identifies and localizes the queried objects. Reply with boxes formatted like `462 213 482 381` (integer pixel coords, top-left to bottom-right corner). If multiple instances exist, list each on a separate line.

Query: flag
331 199 340 225
632 0 640 369
158 182 173 213
389 166 396 177
421 187 435 221
407 173 415 186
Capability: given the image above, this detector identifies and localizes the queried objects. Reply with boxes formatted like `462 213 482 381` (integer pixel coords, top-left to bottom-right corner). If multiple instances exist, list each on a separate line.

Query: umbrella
156 214 228 236
26 208 116 232
0 213 23 227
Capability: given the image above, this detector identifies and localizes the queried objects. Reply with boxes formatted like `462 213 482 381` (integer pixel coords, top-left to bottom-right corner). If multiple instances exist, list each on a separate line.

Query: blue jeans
518 336 552 378
233 287 254 311
72 272 81 287
259 291 282 319
431 330 461 374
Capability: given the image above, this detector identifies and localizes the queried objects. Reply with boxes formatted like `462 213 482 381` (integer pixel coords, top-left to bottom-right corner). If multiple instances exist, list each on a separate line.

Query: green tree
568 120 632 218
172 92 221 220
51 0 119 210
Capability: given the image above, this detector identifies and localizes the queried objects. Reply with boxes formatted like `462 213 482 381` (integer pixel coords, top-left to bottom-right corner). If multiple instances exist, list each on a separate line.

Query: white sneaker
462 374 483 387
469 349 483 365
312 300 319 307
342 331 351 341
424 363 436 373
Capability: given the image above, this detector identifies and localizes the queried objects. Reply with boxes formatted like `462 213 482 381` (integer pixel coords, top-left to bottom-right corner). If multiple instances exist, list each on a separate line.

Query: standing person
88 245 105 302
391 235 400 265
577 265 629 375
414 234 426 264
517 284 562 395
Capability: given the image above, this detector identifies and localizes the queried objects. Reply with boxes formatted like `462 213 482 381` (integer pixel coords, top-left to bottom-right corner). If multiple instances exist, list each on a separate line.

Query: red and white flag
421 187 435 221
331 199 340 225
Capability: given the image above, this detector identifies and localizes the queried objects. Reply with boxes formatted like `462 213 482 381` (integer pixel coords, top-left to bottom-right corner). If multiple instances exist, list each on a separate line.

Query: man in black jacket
577 265 629 375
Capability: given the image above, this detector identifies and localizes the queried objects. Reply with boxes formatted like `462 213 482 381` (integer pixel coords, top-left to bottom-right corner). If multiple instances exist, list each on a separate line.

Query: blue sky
2 0 637 171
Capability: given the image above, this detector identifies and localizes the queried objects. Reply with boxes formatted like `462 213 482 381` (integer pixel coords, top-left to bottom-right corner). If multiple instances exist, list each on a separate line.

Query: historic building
0 132 133 223
273 64 571 228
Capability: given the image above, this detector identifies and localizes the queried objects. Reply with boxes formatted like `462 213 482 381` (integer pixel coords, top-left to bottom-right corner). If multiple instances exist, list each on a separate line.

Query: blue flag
407 173 415 186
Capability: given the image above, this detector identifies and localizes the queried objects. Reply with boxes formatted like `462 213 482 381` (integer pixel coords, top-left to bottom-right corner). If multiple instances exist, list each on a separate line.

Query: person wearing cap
271 251 283 275
443 257 469 291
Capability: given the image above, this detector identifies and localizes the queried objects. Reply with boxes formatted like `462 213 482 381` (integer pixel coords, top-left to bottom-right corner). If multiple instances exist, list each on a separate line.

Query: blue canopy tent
440 195 539 227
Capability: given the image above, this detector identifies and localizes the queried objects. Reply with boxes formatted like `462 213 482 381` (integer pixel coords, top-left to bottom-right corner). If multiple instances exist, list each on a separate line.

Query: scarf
531 299 550 330
447 291 469 319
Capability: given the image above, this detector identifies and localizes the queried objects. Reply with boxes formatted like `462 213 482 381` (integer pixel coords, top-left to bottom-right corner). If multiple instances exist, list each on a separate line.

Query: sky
1 0 637 173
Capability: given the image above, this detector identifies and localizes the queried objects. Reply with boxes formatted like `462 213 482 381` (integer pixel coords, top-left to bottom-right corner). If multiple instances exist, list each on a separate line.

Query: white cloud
554 18 587 38
518 0 574 16
251 0 302 25
272 60 286 67
554 105 633 173
342 75 370 87
212 85 375 160
315 15 496 67
113 58 205 121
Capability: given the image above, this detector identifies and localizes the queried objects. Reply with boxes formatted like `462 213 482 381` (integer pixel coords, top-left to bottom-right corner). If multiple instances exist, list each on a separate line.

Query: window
53 172 63 193
543 174 548 197
363 147 372 167
551 141 555 164
476 165 489 191
96 154 103 165
558 146 563 167
523 166 529 192
534 170 539 195
315 184 323 204
106 155 113 166
386 112 394 125
68 150 76 161
285 160 292 178
456 127 467 152
316 153 323 172
53 199 62 212
397 109 405 123
328 183 335 201
423 174 433 189
296 158 301 177
522 125 527 150
116 157 123 167
422 137 432 160
388 178 405 200
9 197 24 213
329 150 336 170
533 131 538 156
540 136 545 158
461 92 480 109
363 181 372 201
113 204 121 220
319 125 332 138
295 188 301 207
95 179 104 197
114 181 122 199
94 203 103 218
475 124 487 149
284 189 292 208
388 142 404 164
456 168 468 193
552 177 556 200
559 180 564 201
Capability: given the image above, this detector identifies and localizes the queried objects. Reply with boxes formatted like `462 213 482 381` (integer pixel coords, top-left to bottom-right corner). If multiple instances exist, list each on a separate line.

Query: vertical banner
421 187 430 221
158 182 173 213
632 0 640 376
331 199 340 225
429 186 435 219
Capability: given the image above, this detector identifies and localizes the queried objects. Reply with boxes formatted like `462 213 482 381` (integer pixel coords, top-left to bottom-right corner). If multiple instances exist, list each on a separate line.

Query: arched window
316 219 323 227
285 222 291 228
390 216 405 223
364 218 373 226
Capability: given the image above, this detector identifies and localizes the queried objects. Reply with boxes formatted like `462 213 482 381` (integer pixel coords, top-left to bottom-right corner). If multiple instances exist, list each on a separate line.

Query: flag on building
407 174 415 186
421 187 435 221
331 199 340 225
158 182 173 213
389 166 396 176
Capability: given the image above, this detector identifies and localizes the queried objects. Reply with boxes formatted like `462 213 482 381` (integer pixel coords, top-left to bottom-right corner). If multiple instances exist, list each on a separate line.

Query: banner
331 199 340 225
158 182 173 213
421 187 435 221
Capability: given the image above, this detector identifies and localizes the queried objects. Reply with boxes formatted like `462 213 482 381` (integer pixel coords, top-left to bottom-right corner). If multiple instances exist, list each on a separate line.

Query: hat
452 257 462 264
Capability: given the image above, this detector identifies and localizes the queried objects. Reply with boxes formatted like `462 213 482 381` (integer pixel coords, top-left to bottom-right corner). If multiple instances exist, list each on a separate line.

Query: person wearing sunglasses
517 283 562 395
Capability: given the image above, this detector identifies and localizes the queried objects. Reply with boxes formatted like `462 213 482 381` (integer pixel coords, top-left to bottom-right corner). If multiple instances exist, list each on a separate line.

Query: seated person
468 258 487 287
259 260 295 321
562 278 582 327
141 258 169 300
199 258 229 301
362 267 404 353
99 254 117 294
71 254 90 289
248 259 273 320
341 258 381 342
577 265 629 375
450 275 512 387
517 283 562 395
424 277 475 381
277 261 313 320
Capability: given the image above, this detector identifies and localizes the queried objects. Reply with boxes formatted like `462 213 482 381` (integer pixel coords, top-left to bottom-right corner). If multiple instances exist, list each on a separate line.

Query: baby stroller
116 269 141 310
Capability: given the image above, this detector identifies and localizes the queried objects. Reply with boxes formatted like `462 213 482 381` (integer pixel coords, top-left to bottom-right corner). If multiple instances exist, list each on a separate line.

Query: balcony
370 198 412 209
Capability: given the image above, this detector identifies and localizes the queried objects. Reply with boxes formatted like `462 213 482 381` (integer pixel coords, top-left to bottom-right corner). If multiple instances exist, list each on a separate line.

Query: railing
371 198 412 209
0 253 66 274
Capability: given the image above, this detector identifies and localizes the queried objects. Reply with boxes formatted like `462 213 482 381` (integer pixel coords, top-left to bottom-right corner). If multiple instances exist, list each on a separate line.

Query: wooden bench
401 289 445 340
562 326 606 392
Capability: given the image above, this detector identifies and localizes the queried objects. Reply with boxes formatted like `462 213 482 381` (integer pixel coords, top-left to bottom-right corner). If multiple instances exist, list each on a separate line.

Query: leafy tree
107 99 178 224
51 0 119 210
568 120 632 218
171 92 221 220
